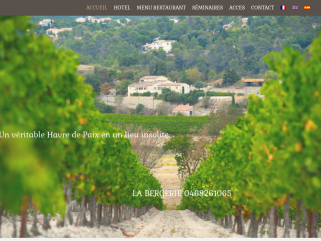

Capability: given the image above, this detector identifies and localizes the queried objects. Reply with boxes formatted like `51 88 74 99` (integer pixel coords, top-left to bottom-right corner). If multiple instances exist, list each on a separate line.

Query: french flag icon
280 5 287 10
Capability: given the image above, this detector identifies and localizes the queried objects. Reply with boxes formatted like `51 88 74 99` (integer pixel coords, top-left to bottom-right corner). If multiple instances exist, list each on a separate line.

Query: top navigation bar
1 0 320 15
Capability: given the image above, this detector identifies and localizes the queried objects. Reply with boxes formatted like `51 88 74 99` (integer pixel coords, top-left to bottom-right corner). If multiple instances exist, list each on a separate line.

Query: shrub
206 91 233 96
142 91 151 96
136 104 145 114
154 92 158 99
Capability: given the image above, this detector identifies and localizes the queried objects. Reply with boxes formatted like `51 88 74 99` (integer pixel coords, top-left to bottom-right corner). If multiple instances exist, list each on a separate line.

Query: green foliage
163 134 194 177
94 98 114 113
231 95 236 107
185 68 201 85
0 16 165 217
178 33 321 219
136 104 145 114
117 79 133 95
142 91 151 96
153 92 158 99
263 70 278 82
161 90 201 105
105 114 210 134
194 81 204 89
119 55 138 67
206 91 232 96
84 73 100 93
83 66 120 91
43 16 320 80
223 68 241 86
202 96 211 109
161 88 171 95
148 57 167 76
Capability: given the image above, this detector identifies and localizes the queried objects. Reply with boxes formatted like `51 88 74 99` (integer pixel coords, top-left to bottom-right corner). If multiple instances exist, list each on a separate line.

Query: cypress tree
231 94 236 107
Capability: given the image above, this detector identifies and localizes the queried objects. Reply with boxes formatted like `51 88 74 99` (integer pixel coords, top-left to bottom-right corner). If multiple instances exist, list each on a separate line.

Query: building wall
101 96 164 108
76 18 86 23
210 96 232 102
43 20 51 26
128 83 190 96
139 77 169 82
143 41 175 53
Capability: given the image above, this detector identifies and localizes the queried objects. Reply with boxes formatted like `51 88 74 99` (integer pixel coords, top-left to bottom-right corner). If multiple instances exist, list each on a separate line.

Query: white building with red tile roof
142 40 176 54
243 79 264 86
75 17 86 23
139 76 169 83
127 76 190 96
214 79 223 86
172 104 194 116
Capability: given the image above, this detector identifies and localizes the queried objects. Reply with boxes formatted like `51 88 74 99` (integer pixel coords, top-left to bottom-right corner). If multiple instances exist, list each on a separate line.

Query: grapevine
0 16 165 237
178 33 321 238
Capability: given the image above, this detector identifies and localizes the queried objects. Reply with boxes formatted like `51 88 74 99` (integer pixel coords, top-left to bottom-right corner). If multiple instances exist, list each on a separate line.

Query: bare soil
150 156 182 210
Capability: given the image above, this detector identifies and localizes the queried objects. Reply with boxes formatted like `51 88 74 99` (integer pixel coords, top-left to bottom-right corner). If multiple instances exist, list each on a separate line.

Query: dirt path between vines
1 207 307 238
0 208 242 238
150 156 182 210
132 209 242 238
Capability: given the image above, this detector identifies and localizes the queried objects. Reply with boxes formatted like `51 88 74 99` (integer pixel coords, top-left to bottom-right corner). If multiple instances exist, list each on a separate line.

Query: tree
99 83 111 95
155 59 167 76
223 68 241 86
114 95 127 114
198 35 208 48
183 36 190 48
194 81 204 89
171 41 182 52
163 134 194 180
125 125 166 170
119 55 138 67
206 108 244 137
169 70 179 82
231 94 236 107
136 35 152 46
163 134 209 181
153 92 158 99
209 20 217 31
208 70 217 81
119 18 127 24
185 68 201 85
155 102 173 115
189 36 199 49
196 55 207 73
194 16 208 30
136 104 145 114
244 44 255 56
84 73 100 93
94 98 113 113
116 79 133 95
178 16 186 22
148 56 168 76
263 70 278 82
202 96 211 109
150 30 160 39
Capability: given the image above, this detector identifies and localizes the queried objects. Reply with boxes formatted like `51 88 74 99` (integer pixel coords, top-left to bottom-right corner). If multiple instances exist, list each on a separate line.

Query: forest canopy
32 16 321 85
